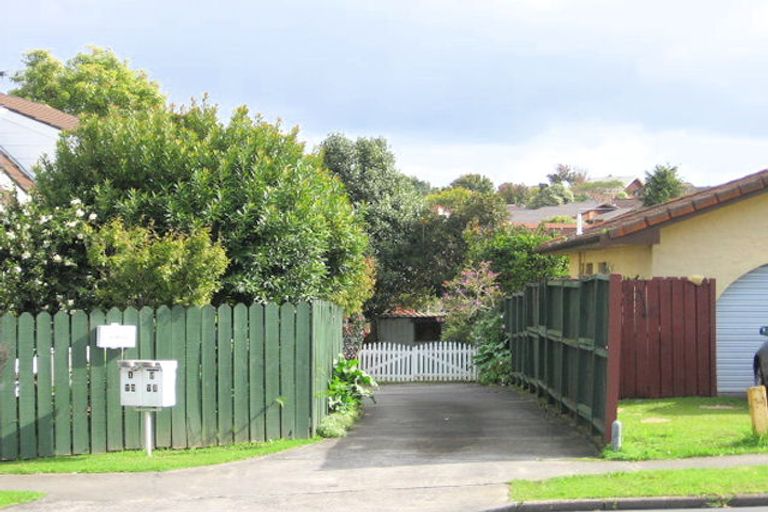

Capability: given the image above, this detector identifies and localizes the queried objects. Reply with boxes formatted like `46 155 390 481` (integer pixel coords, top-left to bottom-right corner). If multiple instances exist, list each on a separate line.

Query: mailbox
118 360 177 408
97 323 137 349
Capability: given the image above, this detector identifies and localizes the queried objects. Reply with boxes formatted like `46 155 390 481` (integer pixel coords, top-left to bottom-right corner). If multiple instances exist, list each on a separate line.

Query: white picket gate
358 341 477 382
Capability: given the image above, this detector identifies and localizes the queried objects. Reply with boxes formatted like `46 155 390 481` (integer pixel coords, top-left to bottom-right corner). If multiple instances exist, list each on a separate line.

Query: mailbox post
118 360 178 456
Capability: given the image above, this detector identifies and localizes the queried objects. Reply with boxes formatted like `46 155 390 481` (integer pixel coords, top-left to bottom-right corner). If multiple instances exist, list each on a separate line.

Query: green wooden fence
503 275 621 443
0 301 342 460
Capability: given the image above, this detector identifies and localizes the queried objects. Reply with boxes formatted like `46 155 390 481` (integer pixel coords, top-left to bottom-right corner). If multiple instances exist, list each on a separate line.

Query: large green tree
11 47 165 116
450 173 495 194
36 103 371 312
400 188 506 298
527 182 574 209
320 134 426 314
497 182 532 205
642 164 685 206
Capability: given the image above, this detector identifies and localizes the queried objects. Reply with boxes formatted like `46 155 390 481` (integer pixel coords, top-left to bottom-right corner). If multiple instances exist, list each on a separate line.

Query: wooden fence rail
503 275 622 444
0 301 343 461
359 342 477 382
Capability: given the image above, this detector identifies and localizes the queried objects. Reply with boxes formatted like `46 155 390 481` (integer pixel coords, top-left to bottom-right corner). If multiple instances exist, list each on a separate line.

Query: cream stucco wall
560 192 768 298
651 193 768 298
566 244 653 279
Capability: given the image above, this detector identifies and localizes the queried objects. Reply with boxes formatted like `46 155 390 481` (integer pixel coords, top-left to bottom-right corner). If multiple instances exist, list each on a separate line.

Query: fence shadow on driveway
320 383 597 470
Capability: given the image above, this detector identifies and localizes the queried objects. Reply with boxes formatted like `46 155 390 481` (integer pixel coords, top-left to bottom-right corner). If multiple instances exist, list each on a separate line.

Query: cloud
384 121 768 187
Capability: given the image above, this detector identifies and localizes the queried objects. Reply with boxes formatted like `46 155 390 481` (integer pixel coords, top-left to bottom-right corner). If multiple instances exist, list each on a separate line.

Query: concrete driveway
0 384 600 511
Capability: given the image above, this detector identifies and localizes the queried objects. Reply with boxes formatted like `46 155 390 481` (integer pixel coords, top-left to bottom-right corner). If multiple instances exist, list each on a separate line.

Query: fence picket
70 311 89 454
105 308 123 451
0 314 17 460
52 312 70 456
233 304 249 443
122 308 141 450
17 313 35 459
185 306 203 447
35 313 53 458
200 305 217 446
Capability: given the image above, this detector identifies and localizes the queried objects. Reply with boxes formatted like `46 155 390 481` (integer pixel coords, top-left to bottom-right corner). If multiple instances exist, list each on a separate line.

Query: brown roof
0 150 34 192
380 308 445 319
0 93 79 131
541 168 768 253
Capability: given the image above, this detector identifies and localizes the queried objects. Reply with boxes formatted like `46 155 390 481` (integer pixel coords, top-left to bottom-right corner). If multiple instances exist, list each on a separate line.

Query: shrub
317 406 361 438
0 197 98 313
441 262 502 344
327 356 377 414
471 311 512 385
88 219 228 308
36 103 371 313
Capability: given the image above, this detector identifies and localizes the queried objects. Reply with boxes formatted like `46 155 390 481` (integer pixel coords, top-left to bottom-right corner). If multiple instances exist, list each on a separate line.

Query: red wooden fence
620 277 716 399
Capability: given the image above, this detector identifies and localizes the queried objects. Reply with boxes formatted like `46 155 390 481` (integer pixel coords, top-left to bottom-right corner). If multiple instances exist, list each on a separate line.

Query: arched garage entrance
716 264 768 393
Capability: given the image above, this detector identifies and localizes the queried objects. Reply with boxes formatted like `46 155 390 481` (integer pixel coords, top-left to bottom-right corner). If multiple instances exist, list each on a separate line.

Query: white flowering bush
0 198 97 313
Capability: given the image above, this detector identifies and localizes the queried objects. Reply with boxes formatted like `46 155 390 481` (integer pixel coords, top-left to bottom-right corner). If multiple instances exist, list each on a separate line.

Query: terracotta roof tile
380 308 446 319
0 93 79 131
541 168 768 253
0 150 34 192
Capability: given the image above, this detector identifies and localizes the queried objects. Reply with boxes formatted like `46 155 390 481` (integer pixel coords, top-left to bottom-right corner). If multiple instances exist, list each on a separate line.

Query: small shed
375 309 445 345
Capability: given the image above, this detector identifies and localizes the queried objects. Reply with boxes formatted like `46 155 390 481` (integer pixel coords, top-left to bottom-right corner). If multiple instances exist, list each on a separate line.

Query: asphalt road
0 384 765 511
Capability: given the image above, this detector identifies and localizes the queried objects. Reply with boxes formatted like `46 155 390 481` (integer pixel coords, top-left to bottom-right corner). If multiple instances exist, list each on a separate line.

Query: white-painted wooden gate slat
359 341 477 382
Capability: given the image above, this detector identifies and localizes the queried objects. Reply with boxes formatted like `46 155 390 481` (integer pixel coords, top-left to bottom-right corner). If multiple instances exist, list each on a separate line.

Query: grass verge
0 438 318 474
602 397 768 460
0 491 44 509
317 405 361 438
509 465 768 503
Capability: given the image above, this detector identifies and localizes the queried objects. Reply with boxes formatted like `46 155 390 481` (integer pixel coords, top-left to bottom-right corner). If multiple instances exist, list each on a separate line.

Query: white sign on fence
359 341 477 382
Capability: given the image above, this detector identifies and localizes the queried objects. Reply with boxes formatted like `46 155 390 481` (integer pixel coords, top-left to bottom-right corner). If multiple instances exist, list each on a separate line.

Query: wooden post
748 386 768 436
604 274 623 444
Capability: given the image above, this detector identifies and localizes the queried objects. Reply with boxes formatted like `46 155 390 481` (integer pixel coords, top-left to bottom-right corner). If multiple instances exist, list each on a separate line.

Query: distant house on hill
507 198 642 235
0 93 79 201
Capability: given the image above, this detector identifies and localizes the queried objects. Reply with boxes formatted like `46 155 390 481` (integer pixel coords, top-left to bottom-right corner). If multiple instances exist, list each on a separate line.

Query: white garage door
716 264 768 393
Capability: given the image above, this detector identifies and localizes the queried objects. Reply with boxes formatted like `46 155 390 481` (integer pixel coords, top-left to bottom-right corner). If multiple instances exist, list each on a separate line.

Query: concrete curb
487 494 768 511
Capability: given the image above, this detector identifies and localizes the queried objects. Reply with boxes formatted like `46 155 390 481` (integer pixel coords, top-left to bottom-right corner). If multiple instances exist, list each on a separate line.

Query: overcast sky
3 0 768 187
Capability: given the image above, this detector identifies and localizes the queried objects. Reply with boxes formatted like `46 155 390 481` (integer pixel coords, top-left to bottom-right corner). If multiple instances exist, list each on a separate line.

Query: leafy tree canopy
88 220 228 308
527 182 574 209
11 47 165 116
36 103 371 313
320 133 425 314
547 164 588 186
399 188 507 297
498 182 532 205
642 164 685 206
449 173 495 194
466 224 568 295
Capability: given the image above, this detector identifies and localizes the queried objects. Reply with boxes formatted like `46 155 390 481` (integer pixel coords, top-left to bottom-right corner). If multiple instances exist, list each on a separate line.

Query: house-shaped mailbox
118 360 177 408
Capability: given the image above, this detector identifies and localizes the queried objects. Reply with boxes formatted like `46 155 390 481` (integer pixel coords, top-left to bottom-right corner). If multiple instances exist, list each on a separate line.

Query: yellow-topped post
748 386 768 436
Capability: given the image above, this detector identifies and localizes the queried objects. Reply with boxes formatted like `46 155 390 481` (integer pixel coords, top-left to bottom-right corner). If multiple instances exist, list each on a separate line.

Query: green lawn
0 491 44 509
510 465 768 503
602 397 768 460
0 438 318 474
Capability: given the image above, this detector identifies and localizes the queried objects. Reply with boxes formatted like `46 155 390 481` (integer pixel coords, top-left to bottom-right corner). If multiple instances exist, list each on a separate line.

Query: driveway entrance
0 384 597 512
324 383 596 469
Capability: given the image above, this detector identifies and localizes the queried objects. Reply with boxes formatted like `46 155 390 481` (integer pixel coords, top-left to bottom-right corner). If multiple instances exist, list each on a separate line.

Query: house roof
507 200 598 224
541 168 768 253
379 308 446 319
0 93 79 131
0 149 34 193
